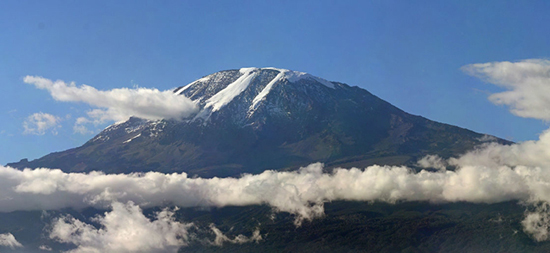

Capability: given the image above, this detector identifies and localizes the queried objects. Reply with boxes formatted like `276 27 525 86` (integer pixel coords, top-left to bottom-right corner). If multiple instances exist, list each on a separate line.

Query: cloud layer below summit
2 153 550 248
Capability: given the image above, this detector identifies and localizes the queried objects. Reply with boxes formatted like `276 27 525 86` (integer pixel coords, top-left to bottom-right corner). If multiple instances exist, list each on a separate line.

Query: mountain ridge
8 67 510 176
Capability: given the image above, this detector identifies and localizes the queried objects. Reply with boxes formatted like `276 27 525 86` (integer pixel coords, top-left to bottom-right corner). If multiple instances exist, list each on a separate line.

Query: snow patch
204 68 258 112
263 67 334 88
239 67 259 74
125 125 144 134
249 70 286 112
107 120 127 129
285 70 334 89
148 120 166 137
123 133 141 143
186 67 335 122
92 135 110 142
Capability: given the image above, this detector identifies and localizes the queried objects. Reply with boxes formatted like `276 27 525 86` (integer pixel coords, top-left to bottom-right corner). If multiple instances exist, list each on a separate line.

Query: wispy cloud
462 59 550 120
39 245 52 251
208 224 262 246
23 76 199 131
23 112 61 135
73 117 94 135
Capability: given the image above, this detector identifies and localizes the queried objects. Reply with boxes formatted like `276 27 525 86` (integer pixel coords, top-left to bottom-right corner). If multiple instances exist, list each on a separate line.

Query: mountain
1 68 528 253
8 67 508 177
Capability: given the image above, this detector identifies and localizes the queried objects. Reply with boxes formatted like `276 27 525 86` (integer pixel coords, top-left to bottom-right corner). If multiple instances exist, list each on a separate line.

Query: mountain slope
8 68 508 176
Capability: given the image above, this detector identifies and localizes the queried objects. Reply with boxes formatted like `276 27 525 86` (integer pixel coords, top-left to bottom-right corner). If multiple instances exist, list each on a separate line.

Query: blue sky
1 0 549 164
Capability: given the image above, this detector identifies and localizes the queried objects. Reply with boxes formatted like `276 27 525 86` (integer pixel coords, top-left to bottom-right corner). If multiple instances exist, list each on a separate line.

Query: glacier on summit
180 67 337 122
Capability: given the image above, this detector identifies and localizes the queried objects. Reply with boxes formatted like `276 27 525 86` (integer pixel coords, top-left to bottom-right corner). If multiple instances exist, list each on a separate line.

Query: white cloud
1 157 550 241
39 245 52 251
477 134 498 142
23 112 61 135
49 201 261 253
23 76 198 127
462 59 550 120
73 117 94 135
208 224 262 246
50 201 193 253
416 154 447 171
522 202 550 242
449 128 550 169
0 163 539 223
440 59 550 239
0 233 23 249
442 128 550 240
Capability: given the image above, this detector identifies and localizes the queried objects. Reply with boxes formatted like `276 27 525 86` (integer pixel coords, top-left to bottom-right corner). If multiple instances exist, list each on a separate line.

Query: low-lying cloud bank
23 76 198 133
1 159 550 240
0 163 537 219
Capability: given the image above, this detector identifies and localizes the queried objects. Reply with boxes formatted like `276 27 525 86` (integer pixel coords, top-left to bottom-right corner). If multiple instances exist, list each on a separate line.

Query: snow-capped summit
174 68 341 124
